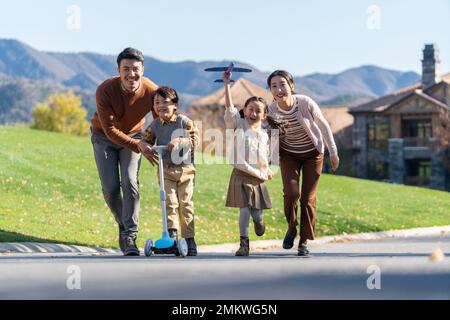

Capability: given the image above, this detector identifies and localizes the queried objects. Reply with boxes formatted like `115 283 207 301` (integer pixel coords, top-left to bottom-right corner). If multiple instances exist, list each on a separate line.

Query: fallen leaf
429 248 445 262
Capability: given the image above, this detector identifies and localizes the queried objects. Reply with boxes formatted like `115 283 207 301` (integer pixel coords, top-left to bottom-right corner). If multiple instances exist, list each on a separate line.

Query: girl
267 70 339 256
222 71 274 256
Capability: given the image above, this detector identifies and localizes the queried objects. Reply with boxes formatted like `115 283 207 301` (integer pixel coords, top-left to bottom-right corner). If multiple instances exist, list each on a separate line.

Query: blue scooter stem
153 145 169 239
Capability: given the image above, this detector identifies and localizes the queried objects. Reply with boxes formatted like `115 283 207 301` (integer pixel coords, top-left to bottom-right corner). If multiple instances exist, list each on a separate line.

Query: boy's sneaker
282 228 297 249
168 228 178 240
123 237 140 256
186 237 197 256
254 219 265 236
118 224 126 253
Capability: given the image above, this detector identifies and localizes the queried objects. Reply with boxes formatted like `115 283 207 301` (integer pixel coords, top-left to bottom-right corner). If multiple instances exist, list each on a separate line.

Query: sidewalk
1 225 449 255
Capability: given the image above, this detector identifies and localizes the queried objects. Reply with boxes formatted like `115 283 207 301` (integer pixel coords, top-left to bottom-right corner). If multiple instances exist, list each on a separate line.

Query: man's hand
330 154 340 173
167 138 181 151
138 141 158 166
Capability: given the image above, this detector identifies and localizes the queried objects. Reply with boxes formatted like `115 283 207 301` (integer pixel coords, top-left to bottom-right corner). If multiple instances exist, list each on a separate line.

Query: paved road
0 234 449 299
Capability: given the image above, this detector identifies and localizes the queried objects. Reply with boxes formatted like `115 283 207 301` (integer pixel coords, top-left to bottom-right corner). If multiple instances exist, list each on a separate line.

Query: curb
200 225 450 253
0 242 120 254
1 225 449 254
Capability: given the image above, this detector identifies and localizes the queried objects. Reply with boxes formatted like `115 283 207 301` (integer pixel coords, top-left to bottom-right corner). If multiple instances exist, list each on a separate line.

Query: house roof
320 107 354 134
350 72 450 114
349 83 420 114
384 88 449 113
415 90 448 109
424 77 450 96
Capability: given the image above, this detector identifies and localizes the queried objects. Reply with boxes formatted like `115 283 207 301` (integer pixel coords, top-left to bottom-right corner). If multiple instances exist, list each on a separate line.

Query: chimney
421 44 441 89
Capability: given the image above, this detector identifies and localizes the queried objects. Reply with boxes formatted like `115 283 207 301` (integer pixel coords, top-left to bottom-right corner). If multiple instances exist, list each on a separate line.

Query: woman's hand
330 154 340 172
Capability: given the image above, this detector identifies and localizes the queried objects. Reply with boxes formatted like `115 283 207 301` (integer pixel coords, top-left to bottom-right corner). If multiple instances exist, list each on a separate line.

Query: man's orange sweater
91 76 158 153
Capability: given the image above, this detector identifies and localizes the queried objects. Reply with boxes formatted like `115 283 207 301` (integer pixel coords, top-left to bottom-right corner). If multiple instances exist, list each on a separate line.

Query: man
90 47 158 256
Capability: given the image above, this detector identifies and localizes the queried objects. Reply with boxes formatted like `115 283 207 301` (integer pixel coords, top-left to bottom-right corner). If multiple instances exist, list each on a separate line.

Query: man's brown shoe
124 237 140 256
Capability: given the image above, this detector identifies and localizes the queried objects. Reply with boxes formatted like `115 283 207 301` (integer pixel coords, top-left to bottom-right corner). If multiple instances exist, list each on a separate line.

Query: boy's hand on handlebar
167 138 181 151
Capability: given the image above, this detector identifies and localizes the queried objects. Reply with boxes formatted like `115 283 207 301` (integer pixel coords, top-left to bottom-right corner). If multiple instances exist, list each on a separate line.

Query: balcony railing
403 137 434 147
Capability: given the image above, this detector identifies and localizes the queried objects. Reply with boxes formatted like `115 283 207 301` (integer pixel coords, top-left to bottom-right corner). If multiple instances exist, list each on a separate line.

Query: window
402 119 432 138
367 123 389 149
368 162 389 180
406 159 431 177
405 159 431 186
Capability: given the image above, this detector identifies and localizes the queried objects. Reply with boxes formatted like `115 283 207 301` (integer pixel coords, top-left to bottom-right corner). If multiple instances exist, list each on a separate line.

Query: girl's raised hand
221 71 232 84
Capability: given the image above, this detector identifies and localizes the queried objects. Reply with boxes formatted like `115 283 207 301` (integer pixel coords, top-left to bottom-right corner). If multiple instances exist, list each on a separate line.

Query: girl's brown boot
235 236 249 256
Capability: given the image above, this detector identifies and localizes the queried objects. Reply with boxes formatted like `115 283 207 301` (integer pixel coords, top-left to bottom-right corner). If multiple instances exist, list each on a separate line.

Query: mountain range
0 38 420 124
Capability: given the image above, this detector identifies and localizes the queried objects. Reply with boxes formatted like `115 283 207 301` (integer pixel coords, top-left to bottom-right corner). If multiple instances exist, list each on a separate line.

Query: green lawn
0 125 449 248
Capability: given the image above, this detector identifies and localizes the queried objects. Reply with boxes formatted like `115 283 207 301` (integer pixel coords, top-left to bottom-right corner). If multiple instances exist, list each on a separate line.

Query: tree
32 91 89 136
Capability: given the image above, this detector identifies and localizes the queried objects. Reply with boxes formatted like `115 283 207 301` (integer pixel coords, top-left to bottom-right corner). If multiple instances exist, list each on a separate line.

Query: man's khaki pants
159 163 196 238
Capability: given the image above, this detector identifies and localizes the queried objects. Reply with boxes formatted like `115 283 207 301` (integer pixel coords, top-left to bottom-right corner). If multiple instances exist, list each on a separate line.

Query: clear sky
0 0 449 76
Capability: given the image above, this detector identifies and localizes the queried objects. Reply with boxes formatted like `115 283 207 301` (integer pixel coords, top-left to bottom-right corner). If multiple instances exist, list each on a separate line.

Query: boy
142 86 199 256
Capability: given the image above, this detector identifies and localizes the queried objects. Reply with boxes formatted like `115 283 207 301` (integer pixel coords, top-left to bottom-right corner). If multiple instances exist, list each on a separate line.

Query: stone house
350 44 450 190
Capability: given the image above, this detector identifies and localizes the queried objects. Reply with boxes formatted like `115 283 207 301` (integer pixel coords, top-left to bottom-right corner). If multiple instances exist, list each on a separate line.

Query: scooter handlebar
152 145 167 155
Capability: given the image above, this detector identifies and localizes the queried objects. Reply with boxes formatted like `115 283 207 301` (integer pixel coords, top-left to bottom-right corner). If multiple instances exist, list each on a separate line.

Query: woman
267 70 339 256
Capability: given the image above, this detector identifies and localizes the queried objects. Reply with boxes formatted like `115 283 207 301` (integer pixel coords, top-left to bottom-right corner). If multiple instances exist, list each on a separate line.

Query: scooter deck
153 244 179 255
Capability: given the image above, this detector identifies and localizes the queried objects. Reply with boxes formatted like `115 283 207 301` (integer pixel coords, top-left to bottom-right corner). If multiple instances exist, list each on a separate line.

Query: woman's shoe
282 228 297 249
235 236 249 256
297 245 310 256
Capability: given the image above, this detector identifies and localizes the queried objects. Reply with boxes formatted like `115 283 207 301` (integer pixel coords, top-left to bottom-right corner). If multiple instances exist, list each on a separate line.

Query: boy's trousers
159 163 196 238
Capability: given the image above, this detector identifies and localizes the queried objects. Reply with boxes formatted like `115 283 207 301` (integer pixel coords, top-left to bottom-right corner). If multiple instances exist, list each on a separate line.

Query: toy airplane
204 62 252 83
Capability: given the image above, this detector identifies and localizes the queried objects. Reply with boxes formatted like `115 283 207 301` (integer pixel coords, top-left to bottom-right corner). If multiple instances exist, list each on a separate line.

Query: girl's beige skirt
226 168 272 209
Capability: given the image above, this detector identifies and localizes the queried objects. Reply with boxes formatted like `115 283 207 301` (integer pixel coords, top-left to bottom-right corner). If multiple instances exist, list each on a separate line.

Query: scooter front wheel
144 239 154 256
177 238 188 257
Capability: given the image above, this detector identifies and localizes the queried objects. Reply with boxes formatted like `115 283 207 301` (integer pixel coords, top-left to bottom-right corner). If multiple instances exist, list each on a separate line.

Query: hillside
0 126 449 248
0 75 96 124
0 38 421 124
